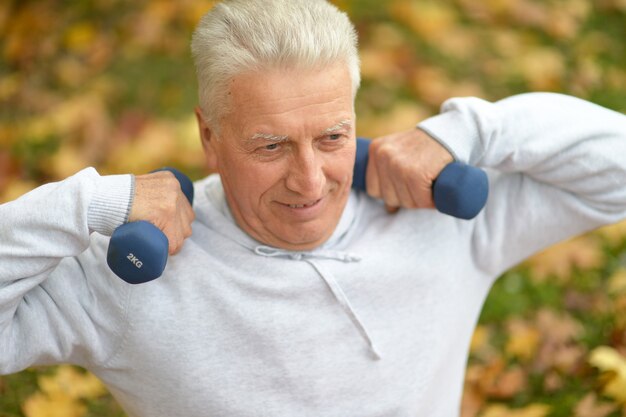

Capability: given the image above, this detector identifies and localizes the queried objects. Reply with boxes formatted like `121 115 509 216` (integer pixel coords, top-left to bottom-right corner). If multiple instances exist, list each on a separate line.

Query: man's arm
0 168 193 373
368 93 626 276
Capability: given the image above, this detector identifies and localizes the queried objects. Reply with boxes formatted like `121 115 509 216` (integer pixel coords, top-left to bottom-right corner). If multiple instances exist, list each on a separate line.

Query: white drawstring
254 245 362 262
254 245 381 360
305 259 381 360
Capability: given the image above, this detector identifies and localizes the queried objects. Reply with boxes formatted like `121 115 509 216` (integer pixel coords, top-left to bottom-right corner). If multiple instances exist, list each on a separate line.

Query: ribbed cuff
88 174 134 236
417 97 494 166
417 111 475 164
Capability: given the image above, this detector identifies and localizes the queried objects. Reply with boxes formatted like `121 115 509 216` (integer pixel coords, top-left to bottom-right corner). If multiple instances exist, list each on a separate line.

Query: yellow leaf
106 119 177 173
38 365 106 400
44 146 88 180
589 346 626 403
391 1 457 42
22 391 86 417
544 0 590 40
481 403 551 417
411 66 453 107
505 319 540 361
0 179 38 203
0 73 20 102
596 219 626 246
470 325 490 354
173 115 206 167
608 268 626 295
491 29 527 59
54 57 89 87
436 27 479 60
518 47 566 91
359 47 403 81
183 0 217 28
64 23 97 53
356 102 431 139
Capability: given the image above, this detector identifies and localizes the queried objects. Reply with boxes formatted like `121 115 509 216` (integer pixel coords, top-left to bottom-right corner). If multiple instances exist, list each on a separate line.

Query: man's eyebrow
246 132 289 145
321 119 352 135
246 119 353 145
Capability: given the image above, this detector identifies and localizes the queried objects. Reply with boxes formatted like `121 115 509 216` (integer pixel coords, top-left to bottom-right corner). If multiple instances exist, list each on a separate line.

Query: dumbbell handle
352 137 488 219
106 167 194 284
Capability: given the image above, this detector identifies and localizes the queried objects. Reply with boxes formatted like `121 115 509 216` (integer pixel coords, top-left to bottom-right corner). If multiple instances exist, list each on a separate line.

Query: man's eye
328 134 342 140
264 143 280 151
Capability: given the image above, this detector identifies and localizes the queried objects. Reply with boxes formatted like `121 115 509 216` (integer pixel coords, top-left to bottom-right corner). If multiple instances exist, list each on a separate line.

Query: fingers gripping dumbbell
106 168 194 284
352 138 488 219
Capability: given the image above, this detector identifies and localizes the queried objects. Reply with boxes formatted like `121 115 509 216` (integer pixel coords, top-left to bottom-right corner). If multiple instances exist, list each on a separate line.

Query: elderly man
1 0 626 416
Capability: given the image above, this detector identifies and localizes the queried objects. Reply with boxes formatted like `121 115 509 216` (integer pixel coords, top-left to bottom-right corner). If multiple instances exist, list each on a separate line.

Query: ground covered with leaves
1 0 625 416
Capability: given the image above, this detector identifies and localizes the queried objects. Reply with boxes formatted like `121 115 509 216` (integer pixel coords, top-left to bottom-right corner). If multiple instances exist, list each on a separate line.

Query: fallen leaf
589 346 626 403
543 370 563 392
411 66 454 108
1 179 39 203
536 309 584 344
391 1 457 42
518 47 566 91
506 318 541 361
38 365 106 400
22 391 86 417
525 235 604 282
480 403 551 417
356 102 432 139
608 269 626 295
596 220 626 246
360 47 404 81
466 357 528 399
64 22 97 54
574 392 617 417
470 325 493 357
534 308 586 373
509 0 549 28
461 384 485 417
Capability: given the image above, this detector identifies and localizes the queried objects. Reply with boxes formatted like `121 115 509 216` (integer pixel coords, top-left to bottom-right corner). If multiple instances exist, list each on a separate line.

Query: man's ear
195 106 219 170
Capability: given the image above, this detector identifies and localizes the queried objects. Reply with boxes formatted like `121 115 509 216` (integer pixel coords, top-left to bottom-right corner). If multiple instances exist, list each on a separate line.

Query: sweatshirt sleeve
0 167 133 373
418 92 626 277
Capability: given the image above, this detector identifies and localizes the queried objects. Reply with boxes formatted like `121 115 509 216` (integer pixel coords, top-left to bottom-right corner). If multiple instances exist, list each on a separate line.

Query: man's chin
263 226 334 251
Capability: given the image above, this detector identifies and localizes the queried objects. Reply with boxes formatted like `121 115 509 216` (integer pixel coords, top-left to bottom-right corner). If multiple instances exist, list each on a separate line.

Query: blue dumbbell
106 167 194 284
352 137 488 219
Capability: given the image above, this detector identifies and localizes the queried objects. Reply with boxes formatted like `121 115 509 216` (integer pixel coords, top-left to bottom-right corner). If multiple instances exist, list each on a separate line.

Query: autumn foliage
1 0 626 416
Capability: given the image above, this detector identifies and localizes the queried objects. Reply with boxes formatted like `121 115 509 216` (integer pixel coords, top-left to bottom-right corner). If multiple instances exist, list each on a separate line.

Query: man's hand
129 171 195 255
366 128 454 212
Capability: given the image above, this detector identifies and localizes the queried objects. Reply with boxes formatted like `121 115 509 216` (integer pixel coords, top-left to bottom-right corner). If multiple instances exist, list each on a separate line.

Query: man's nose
285 147 325 196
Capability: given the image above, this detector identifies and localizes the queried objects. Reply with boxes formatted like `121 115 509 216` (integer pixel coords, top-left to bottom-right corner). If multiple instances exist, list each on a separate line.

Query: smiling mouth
283 199 322 209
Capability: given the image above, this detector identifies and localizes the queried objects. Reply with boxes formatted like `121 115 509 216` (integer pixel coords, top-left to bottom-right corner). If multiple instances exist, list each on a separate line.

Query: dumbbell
352 137 488 219
106 167 194 284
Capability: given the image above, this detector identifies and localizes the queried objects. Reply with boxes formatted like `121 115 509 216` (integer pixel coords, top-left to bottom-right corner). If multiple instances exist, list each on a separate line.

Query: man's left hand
365 128 454 213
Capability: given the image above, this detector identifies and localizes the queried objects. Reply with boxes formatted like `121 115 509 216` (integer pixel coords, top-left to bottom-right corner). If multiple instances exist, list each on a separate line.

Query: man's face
197 63 356 251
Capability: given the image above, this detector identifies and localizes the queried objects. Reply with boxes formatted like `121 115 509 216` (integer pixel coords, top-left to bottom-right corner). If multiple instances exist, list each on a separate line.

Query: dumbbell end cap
107 221 169 284
433 162 488 220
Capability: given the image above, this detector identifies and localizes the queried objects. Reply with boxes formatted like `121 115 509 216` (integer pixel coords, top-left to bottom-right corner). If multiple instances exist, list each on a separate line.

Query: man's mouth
286 199 321 209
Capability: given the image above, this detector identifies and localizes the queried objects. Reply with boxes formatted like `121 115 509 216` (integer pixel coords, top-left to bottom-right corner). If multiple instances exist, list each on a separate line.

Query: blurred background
1 0 626 416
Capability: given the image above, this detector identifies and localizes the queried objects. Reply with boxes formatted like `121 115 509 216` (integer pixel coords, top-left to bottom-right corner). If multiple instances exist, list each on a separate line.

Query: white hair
190 0 361 130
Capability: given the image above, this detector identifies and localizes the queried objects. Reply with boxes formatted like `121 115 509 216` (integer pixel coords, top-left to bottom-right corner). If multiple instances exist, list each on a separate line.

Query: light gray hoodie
2 93 626 416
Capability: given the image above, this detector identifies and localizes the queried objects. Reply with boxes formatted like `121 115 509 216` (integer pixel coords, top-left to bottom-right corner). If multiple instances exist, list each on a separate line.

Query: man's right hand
129 171 195 255
365 128 454 213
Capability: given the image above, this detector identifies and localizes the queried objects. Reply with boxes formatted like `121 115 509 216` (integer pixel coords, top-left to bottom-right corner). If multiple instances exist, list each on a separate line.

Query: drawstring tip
370 347 382 361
